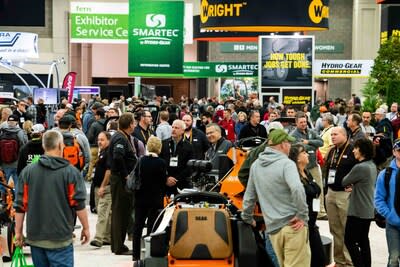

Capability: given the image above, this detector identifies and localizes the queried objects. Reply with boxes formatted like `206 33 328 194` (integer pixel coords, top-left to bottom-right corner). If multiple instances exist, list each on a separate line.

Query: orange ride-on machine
134 191 266 267
0 168 16 262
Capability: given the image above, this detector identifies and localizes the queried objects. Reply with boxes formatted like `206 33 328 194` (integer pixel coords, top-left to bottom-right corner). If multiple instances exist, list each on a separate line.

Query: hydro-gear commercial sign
0 32 38 60
259 36 314 87
128 1 184 77
314 60 374 78
200 0 329 32
183 62 258 77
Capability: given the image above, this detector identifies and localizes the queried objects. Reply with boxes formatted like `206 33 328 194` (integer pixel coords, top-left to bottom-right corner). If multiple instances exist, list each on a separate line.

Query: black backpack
0 129 20 164
374 167 392 228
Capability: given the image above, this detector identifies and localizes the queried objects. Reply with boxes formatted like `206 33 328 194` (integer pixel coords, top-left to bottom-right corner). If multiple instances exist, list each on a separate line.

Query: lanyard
140 129 149 143
330 142 349 169
118 130 134 152
184 129 193 143
351 127 361 138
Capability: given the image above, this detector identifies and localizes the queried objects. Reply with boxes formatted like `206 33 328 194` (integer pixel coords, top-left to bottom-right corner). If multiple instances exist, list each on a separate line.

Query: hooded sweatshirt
14 155 86 247
241 147 309 234
375 158 400 227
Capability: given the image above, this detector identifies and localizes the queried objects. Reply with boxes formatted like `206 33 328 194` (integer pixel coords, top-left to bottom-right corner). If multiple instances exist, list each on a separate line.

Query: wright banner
128 0 184 77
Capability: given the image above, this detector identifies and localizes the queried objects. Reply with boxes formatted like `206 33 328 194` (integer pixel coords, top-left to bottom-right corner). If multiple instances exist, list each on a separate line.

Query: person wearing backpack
375 139 400 267
0 114 28 191
56 115 87 171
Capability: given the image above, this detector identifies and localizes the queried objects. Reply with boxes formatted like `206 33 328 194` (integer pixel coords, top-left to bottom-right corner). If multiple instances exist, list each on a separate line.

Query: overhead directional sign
183 62 258 77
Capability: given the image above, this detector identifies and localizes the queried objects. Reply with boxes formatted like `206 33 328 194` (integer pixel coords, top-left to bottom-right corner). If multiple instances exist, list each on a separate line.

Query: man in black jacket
238 110 267 146
107 113 137 255
160 119 194 195
86 108 106 179
182 114 209 160
17 124 45 175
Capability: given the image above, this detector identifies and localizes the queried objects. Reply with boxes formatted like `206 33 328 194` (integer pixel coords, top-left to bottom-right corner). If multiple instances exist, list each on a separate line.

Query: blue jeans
31 244 73 267
3 167 18 192
265 233 280 267
386 223 400 267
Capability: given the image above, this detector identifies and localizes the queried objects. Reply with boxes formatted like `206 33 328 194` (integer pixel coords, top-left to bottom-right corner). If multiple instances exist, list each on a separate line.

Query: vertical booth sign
128 0 184 77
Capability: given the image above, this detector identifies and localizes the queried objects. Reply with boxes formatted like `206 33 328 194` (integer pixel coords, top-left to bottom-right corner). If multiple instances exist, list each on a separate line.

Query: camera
187 160 218 191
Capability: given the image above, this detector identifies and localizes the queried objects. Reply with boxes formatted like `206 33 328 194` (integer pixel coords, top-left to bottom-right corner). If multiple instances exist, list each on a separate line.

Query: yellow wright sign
200 0 246 23
308 0 329 24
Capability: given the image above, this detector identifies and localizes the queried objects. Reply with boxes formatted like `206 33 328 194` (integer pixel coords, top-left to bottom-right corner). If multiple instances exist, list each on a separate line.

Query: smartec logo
0 32 21 47
215 64 227 73
132 14 179 45
146 14 166 28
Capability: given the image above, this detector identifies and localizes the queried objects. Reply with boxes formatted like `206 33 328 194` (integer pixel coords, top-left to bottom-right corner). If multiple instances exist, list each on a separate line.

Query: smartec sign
131 14 179 46
216 63 258 76
128 1 184 76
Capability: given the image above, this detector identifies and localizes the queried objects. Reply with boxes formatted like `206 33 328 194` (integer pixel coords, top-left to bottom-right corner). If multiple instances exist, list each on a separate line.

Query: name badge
312 199 320 212
170 156 178 167
225 129 228 135
193 138 198 142
328 169 336 184
343 155 348 158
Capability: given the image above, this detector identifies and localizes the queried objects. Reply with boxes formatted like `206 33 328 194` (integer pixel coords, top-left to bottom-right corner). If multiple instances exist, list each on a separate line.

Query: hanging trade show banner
200 0 329 32
0 32 38 60
70 2 129 43
70 2 191 45
259 36 314 87
380 5 400 44
128 0 184 77
193 15 263 41
183 62 258 77
314 60 374 78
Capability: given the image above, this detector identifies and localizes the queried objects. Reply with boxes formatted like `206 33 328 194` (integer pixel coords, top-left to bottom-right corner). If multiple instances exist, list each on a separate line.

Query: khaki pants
326 189 353 267
94 186 112 244
308 165 327 217
269 225 311 267
86 147 99 180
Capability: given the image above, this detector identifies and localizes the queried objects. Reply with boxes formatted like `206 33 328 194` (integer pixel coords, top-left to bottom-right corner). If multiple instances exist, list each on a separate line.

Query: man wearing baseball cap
0 114 28 190
17 124 46 175
241 129 310 266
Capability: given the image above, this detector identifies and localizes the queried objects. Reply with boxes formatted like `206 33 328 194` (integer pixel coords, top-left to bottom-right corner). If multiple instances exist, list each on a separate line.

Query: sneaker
90 240 103 248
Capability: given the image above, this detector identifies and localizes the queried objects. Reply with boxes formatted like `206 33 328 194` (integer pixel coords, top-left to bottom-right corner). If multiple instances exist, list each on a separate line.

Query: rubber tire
2 220 15 262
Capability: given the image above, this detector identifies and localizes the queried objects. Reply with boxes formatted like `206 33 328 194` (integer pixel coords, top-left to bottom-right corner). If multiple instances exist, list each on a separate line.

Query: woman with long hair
289 143 326 267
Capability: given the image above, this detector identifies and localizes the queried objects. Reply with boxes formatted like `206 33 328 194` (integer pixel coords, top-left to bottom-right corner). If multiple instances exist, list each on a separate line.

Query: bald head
331 126 348 146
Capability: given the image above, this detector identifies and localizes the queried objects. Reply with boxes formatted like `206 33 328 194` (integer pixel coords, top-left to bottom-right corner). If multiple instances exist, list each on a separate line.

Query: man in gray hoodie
241 128 310 267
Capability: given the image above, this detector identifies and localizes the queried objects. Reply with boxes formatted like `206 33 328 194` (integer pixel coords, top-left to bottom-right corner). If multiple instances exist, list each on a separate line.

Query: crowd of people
2 92 400 267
